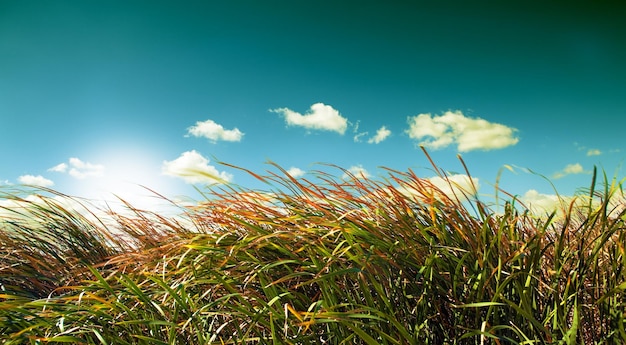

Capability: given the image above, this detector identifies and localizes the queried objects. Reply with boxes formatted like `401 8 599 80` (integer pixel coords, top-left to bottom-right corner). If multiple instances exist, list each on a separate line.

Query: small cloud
586 149 602 156
18 175 54 187
552 163 588 179
287 167 306 178
49 158 104 179
575 143 602 156
405 110 518 152
187 119 244 143
352 120 368 142
343 165 370 179
368 126 391 144
68 158 104 179
48 163 68 173
563 163 584 174
271 103 348 134
353 132 368 143
162 150 232 184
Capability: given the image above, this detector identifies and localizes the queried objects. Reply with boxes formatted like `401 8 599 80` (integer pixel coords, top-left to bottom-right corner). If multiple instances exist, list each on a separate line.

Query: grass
1 151 626 344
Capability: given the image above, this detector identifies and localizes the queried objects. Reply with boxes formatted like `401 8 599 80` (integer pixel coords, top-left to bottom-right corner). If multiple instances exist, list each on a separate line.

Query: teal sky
2 1 625 212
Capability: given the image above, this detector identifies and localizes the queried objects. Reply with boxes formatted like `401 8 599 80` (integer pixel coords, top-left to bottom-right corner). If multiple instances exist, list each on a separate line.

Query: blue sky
2 1 625 212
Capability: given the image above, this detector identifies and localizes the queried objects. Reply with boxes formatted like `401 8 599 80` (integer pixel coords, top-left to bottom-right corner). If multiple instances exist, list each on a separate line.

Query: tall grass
1 153 625 344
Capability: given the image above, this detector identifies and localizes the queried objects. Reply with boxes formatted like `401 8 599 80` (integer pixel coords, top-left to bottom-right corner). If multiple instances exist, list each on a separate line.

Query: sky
1 1 626 214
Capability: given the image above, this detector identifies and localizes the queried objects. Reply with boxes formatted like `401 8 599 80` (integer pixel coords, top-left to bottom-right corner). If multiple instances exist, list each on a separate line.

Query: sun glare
67 146 186 213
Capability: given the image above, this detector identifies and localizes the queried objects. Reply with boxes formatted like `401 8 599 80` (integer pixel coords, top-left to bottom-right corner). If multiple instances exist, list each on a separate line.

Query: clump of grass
1 152 625 344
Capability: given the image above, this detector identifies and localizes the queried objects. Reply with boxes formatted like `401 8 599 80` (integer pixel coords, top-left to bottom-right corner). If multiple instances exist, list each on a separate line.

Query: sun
66 144 190 213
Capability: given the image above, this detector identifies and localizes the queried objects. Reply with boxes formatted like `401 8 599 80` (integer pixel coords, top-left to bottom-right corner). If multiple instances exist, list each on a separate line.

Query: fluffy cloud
563 163 584 174
17 175 54 187
287 167 306 178
405 110 518 152
68 158 104 179
343 165 370 179
394 174 479 203
162 150 232 184
272 103 348 134
552 163 588 179
519 190 588 217
575 143 602 157
428 174 479 200
587 149 602 156
48 158 104 179
520 189 626 219
187 119 244 143
520 190 562 214
368 126 391 144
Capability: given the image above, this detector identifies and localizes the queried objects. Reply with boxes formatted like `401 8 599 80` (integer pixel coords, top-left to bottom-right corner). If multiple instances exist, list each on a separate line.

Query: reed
1 152 625 344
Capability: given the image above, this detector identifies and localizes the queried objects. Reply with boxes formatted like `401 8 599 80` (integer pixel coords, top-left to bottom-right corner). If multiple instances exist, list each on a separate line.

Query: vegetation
1 151 626 344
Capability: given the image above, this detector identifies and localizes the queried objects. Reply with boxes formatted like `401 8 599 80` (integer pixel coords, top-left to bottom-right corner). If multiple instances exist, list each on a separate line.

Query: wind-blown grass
1 153 625 344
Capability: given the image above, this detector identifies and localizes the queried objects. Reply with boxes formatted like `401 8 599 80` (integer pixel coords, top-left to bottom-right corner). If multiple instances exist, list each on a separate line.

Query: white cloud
47 158 104 179
287 167 306 178
368 126 391 144
394 174 479 203
353 132 368 143
272 103 348 134
68 158 104 179
520 190 562 214
48 163 68 173
428 174 479 200
587 149 602 156
352 120 368 142
575 144 602 157
520 189 626 219
405 110 518 152
519 190 587 218
17 175 54 187
552 163 588 179
563 163 584 174
343 165 370 179
187 119 244 143
162 150 232 184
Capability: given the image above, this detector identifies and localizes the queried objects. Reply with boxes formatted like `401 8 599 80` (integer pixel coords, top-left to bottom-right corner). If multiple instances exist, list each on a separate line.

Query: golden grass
1 152 625 344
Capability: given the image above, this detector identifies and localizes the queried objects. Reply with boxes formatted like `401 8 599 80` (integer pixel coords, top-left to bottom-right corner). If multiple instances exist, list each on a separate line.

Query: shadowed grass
1 153 625 344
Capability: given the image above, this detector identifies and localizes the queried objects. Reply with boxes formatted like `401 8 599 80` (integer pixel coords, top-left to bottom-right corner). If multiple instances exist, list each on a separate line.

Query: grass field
1 152 625 344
